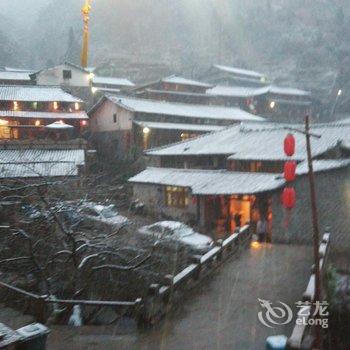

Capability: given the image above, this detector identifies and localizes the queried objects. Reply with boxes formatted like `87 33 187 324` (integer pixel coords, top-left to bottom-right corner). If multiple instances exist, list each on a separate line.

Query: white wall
35 64 90 87
90 100 134 133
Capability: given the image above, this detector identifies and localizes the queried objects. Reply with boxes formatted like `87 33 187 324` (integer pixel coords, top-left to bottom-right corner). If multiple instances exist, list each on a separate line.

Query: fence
140 225 251 324
0 225 251 327
287 230 331 350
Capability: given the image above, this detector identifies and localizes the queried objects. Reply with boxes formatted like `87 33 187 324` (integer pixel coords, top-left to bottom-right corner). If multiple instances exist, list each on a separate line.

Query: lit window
75 103 80 111
35 120 41 126
53 101 58 110
32 102 38 110
269 101 276 109
13 101 19 110
165 186 189 208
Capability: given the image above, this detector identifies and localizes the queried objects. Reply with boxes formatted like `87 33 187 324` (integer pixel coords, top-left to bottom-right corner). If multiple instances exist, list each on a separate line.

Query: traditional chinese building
88 94 265 157
92 76 135 94
0 67 34 86
0 85 89 140
129 120 350 253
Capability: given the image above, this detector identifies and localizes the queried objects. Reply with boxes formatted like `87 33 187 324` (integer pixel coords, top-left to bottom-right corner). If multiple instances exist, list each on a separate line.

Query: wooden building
0 68 34 86
0 85 89 140
129 120 350 251
88 94 265 158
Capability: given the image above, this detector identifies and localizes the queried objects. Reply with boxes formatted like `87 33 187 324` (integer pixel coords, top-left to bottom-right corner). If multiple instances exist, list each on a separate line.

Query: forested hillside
1 0 350 106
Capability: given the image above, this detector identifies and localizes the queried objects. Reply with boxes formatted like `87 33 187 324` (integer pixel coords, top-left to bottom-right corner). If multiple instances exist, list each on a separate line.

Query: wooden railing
287 231 331 350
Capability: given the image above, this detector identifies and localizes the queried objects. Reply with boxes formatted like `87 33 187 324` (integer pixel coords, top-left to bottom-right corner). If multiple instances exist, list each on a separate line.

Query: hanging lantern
284 134 295 157
284 161 297 182
282 187 296 209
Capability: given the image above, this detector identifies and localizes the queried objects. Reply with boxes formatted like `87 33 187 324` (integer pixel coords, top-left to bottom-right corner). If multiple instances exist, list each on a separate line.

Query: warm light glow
58 120 64 124
91 87 98 94
53 101 58 110
13 101 19 110
338 89 343 96
143 127 150 134
87 72 95 81
75 103 80 111
251 241 262 250
81 120 88 126
269 101 276 109
0 119 9 125
35 120 41 126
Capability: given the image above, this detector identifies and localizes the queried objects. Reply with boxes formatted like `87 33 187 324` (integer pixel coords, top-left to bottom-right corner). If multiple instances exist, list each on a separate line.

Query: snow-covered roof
0 162 79 179
93 76 135 87
0 149 85 165
146 121 350 161
269 85 311 97
0 110 88 120
0 148 85 179
133 120 223 132
129 167 285 195
161 75 212 88
0 85 83 103
207 85 311 98
207 85 269 97
296 159 350 176
46 121 74 129
105 95 265 122
0 71 31 81
213 64 266 79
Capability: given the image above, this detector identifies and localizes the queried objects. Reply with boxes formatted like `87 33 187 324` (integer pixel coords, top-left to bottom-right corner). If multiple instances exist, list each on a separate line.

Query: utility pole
305 115 322 349
284 116 323 349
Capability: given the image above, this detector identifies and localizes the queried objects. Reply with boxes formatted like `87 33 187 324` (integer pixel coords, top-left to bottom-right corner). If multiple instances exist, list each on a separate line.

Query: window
63 70 72 80
165 186 189 208
113 113 117 123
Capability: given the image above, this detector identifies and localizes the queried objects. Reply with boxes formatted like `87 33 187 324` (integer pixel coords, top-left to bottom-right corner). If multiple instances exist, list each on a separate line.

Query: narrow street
48 243 313 350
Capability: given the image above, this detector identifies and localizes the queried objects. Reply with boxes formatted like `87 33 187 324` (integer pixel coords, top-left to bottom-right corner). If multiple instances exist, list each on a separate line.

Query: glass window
63 70 72 79
165 186 189 208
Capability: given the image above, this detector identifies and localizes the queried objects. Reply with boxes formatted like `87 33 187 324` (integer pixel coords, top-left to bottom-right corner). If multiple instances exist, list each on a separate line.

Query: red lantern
284 134 295 157
284 161 297 182
282 187 296 209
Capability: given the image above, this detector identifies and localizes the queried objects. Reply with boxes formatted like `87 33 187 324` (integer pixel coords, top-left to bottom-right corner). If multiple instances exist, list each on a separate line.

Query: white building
30 62 92 88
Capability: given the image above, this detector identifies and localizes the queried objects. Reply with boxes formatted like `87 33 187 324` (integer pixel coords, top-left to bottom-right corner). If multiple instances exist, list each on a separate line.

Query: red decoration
282 187 296 209
284 161 297 182
284 134 295 157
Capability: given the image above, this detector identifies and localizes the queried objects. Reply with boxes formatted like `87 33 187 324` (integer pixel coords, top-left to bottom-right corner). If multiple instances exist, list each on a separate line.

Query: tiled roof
146 121 350 161
0 110 88 120
161 75 213 88
93 76 134 87
213 64 266 79
0 162 79 179
296 159 350 176
0 149 85 164
133 120 223 132
207 85 310 98
105 95 265 122
0 85 83 102
0 149 85 179
129 167 285 195
0 71 31 81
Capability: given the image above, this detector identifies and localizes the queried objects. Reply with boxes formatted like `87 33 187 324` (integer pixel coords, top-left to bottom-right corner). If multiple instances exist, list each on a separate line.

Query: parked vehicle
57 201 129 233
137 221 213 254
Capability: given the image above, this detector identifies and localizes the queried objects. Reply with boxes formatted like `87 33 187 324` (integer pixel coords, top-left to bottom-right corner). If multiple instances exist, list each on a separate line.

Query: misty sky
1 0 50 25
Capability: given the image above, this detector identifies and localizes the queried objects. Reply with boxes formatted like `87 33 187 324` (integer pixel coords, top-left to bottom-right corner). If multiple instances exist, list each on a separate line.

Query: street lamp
330 88 343 119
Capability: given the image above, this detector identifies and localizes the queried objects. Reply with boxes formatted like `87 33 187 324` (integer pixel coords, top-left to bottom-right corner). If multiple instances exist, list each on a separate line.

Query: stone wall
272 166 350 254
